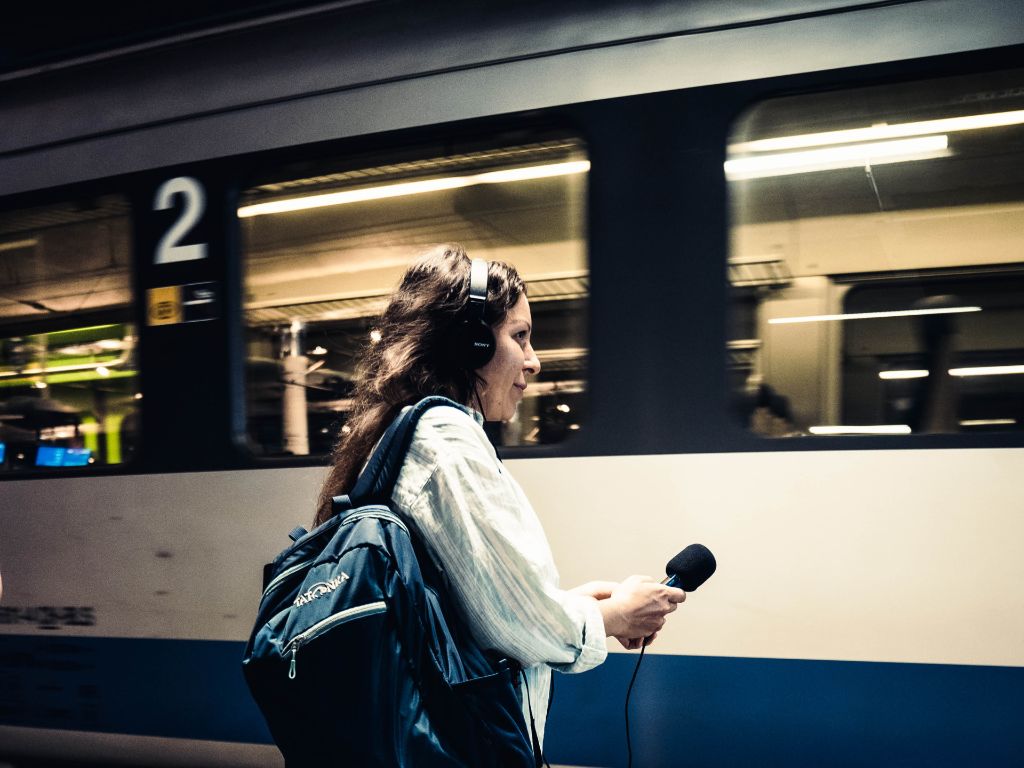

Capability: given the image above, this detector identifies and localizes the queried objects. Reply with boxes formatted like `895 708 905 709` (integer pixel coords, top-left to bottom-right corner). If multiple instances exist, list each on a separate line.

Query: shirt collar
463 404 485 426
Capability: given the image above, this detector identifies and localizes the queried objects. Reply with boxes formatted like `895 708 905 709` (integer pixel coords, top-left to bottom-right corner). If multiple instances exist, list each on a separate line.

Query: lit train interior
0 198 137 470
240 138 589 454
728 66 1024 437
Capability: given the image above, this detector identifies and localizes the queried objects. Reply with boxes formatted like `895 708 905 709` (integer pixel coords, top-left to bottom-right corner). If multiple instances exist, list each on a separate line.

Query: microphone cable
624 642 647 768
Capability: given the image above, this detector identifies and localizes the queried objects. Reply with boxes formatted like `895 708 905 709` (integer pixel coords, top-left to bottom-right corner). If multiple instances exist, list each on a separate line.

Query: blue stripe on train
546 652 1024 767
1 636 1021 767
0 635 271 744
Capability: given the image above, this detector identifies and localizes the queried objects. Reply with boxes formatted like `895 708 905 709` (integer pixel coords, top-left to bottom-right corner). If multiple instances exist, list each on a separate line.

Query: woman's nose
524 345 541 375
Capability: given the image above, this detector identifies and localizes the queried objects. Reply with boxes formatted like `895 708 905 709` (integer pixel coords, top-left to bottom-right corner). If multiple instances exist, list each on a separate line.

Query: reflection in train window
0 196 138 470
239 138 588 456
728 69 1024 437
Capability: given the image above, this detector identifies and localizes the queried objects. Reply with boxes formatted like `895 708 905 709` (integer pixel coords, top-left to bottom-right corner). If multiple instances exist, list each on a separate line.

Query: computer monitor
35 445 64 466
36 446 92 467
62 448 91 466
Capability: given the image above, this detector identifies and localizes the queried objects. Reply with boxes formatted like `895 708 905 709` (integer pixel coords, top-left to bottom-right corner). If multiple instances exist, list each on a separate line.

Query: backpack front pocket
283 601 387 679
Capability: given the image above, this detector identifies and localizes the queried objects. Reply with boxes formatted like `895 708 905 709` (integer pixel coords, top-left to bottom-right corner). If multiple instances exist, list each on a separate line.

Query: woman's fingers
570 580 618 600
615 578 688 636
603 575 690 640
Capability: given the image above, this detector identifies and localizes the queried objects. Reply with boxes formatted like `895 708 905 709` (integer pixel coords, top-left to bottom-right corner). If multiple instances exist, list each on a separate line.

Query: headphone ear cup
463 319 496 370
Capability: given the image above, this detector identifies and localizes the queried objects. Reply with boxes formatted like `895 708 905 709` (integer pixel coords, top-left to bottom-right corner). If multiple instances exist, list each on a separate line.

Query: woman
315 244 685 751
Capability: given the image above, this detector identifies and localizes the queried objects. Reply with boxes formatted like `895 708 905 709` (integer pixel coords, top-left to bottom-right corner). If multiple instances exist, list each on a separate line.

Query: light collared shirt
392 403 607 747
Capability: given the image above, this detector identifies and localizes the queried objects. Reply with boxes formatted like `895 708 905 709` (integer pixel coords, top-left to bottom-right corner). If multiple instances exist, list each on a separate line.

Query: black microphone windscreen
666 544 716 591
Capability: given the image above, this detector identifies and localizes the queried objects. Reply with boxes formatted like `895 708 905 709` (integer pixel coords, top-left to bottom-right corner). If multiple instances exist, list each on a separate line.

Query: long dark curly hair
313 243 526 526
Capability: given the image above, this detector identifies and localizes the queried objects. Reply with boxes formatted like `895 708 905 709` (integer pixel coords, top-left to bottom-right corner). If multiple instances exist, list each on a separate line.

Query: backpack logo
294 574 349 607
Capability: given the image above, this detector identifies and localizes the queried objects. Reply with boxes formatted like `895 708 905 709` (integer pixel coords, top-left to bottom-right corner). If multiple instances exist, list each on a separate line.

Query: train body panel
2 451 1022 765
2 451 1021 660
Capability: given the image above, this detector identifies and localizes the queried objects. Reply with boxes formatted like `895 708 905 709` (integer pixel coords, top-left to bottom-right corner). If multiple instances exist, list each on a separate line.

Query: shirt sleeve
393 407 606 674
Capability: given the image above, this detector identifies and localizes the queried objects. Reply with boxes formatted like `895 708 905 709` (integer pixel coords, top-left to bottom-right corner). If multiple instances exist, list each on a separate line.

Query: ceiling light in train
960 419 1017 427
769 305 980 325
878 369 929 380
17 360 125 376
729 108 1024 153
809 425 911 435
879 364 1024 380
724 136 949 180
0 237 37 253
237 161 591 218
950 364 1024 377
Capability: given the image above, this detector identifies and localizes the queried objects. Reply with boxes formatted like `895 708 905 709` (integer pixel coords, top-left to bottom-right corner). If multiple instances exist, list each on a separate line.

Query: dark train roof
0 0 923 79
0 1 352 74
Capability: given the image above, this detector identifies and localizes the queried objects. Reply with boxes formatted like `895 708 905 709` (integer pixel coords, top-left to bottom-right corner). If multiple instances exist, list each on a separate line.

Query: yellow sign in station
147 285 182 325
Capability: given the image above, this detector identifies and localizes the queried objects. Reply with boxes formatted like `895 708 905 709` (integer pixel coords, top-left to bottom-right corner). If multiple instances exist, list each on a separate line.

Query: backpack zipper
263 560 313 599
285 601 387 679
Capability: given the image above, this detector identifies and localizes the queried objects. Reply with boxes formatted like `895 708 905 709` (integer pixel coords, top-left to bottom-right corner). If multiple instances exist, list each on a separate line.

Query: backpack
242 396 537 767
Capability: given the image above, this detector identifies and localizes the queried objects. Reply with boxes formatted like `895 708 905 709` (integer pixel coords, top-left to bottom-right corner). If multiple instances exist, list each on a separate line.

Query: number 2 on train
153 176 208 264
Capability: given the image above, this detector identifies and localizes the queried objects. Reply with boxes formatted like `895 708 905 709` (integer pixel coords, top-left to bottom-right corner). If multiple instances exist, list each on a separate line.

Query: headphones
459 258 496 370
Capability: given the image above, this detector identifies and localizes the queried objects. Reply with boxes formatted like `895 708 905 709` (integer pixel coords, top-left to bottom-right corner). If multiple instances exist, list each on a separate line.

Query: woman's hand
597 575 685 648
569 580 618 601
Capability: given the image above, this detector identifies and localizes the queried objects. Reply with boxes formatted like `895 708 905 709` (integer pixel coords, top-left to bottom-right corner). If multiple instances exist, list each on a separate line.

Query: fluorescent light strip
725 136 949 180
960 419 1017 427
0 238 37 253
730 109 1024 154
879 364 1024 380
951 364 1024 377
238 160 591 218
769 305 980 325
809 425 911 435
473 163 590 183
1 360 123 378
879 370 928 380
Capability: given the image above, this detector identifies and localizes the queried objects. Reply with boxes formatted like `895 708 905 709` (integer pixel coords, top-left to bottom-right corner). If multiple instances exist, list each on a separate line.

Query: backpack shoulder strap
333 396 460 513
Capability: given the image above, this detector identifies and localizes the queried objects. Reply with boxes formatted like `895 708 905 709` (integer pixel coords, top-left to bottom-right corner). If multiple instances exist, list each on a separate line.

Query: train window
728 68 1024 437
240 138 588 456
0 195 138 470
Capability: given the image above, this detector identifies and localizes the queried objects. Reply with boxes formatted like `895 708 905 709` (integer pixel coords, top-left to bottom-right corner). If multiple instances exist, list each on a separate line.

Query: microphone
662 543 716 591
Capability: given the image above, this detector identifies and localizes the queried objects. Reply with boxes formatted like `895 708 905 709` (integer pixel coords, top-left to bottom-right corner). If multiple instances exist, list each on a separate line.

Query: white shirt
391 403 607 747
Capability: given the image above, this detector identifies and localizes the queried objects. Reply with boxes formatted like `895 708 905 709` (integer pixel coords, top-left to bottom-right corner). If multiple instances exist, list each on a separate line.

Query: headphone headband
468 258 488 322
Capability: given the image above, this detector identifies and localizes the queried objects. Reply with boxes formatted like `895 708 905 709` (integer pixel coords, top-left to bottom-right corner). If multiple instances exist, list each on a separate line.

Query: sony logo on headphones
473 341 491 348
